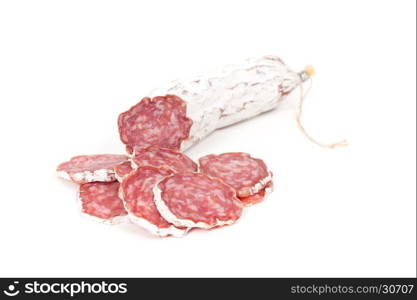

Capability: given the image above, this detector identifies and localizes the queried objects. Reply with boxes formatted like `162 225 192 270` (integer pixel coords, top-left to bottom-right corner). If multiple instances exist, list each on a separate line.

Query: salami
153 173 244 229
118 95 193 153
57 55 319 237
119 166 186 237
118 56 309 152
114 161 133 182
132 146 197 173
78 181 128 224
57 154 128 184
198 152 273 206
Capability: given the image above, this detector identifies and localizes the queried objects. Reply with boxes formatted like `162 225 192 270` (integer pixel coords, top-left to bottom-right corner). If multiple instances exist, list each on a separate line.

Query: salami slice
198 152 273 206
114 161 134 182
132 146 197 173
57 154 128 184
78 181 128 224
118 95 193 153
119 166 186 237
153 173 244 229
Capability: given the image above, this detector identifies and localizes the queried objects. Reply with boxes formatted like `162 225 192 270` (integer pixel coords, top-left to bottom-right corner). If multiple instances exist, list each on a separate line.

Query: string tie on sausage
296 66 348 149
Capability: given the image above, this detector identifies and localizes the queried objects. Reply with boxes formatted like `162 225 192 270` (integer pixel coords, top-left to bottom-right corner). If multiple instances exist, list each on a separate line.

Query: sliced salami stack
56 55 310 237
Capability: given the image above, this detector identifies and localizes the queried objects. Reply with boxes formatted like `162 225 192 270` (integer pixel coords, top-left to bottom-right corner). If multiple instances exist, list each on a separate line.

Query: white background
0 0 415 277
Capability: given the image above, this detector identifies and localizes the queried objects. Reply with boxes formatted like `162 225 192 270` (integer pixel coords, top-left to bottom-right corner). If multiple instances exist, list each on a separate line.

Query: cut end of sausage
118 95 193 153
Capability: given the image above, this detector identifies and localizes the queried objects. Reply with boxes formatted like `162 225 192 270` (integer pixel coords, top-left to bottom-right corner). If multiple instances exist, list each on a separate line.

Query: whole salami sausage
118 55 309 152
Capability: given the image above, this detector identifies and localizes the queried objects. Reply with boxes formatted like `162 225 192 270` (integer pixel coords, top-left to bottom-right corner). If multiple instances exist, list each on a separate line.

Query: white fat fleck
152 185 235 229
147 55 302 151
131 160 138 169
115 173 124 183
76 190 128 225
